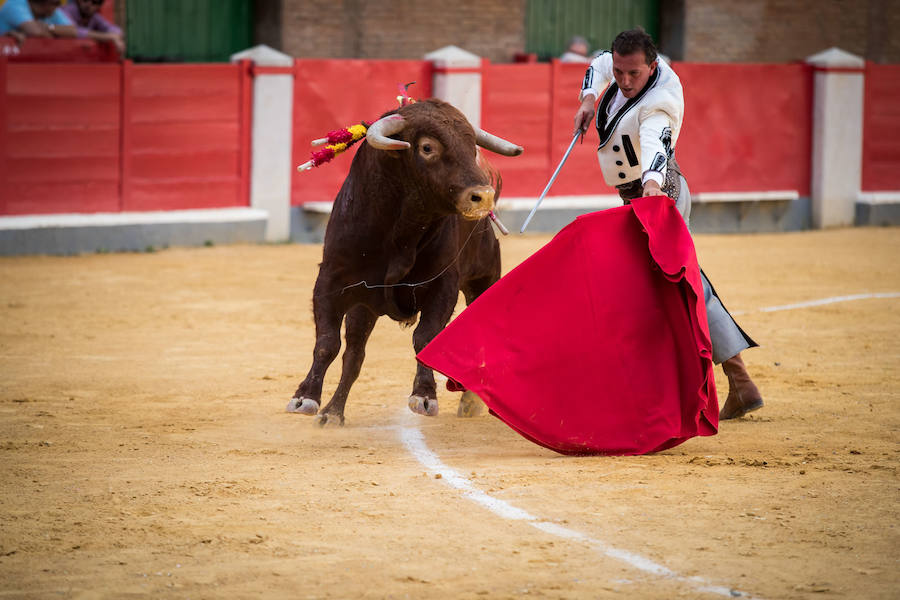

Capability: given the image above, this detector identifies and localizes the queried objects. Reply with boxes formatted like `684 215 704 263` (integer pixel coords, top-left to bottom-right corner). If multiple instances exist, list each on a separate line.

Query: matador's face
612 51 658 99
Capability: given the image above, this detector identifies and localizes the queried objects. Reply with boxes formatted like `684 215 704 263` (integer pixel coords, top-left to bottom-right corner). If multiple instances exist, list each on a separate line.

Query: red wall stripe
119 59 132 211
862 62 900 192
123 64 243 212
291 59 435 205
238 59 252 208
1 61 247 216
0 57 8 215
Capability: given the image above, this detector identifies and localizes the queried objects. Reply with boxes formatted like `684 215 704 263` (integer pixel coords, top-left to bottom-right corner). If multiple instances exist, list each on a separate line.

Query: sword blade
519 131 582 233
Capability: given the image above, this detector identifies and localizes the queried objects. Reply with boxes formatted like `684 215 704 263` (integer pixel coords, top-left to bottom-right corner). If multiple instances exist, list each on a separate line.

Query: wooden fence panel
292 59 434 205
122 63 247 211
2 62 121 215
0 61 249 216
862 62 900 192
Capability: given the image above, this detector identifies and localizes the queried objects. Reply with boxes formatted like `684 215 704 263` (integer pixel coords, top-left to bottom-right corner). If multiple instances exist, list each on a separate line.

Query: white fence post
425 45 483 128
230 45 294 242
806 48 865 229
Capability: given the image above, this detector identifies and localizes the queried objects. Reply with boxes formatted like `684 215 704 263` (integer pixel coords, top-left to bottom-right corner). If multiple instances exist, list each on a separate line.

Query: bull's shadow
287 99 523 426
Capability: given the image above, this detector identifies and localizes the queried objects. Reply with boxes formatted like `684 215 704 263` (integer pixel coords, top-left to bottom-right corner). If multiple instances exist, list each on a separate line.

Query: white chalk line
394 291 899 597
730 291 899 316
397 424 760 599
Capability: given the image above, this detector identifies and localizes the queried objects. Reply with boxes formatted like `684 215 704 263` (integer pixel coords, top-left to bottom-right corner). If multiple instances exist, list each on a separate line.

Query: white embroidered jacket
580 52 684 188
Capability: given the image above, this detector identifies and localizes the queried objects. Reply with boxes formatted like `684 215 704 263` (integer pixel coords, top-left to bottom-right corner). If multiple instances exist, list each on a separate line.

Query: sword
519 130 582 233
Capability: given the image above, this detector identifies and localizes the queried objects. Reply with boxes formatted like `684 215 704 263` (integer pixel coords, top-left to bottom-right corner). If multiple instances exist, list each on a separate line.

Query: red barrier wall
1 57 870 218
0 59 250 216
292 59 433 205
482 60 600 198
3 62 122 215
484 61 813 198
481 61 552 196
676 63 812 195
123 63 250 211
862 62 900 192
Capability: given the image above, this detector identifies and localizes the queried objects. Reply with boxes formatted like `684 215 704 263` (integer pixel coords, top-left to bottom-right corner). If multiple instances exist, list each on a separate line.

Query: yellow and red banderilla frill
297 84 417 172
296 123 369 172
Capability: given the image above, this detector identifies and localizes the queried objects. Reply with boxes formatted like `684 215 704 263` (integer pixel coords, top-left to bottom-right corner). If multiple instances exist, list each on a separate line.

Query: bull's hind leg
316 305 378 427
453 276 498 417
287 301 344 416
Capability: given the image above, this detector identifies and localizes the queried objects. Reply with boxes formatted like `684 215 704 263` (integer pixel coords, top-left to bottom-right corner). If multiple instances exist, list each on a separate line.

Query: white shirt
579 52 684 188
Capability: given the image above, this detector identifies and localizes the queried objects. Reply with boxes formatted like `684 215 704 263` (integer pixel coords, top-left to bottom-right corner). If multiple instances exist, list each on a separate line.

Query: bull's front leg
287 293 344 416
407 278 457 417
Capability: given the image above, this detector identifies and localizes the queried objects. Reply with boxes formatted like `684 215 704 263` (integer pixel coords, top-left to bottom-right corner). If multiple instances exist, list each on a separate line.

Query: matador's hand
642 180 666 197
574 96 596 138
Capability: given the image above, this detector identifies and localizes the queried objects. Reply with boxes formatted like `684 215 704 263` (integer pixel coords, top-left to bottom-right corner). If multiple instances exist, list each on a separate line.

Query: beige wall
279 0 527 63
268 0 899 64
679 0 900 63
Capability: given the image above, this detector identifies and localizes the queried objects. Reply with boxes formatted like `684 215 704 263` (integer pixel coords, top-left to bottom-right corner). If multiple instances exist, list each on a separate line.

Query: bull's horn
475 128 524 156
365 114 411 150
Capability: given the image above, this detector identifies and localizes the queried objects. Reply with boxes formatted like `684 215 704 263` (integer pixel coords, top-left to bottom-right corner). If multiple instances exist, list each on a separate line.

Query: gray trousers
675 176 756 363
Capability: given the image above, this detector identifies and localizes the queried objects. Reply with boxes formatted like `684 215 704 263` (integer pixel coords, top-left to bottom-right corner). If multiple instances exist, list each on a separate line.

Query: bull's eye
417 136 442 161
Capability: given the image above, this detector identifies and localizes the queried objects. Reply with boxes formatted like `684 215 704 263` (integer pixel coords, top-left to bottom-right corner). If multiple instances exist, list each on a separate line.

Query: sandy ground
1 226 898 599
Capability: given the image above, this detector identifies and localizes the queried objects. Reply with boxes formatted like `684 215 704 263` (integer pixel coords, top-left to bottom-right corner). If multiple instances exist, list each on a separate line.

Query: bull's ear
366 115 412 151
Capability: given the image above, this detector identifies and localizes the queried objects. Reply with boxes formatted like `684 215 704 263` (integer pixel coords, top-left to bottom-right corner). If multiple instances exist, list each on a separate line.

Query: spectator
0 0 78 41
560 35 591 63
60 0 124 54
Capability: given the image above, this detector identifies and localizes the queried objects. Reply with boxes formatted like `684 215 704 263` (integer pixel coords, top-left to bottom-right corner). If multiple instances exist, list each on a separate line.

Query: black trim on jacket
594 66 661 148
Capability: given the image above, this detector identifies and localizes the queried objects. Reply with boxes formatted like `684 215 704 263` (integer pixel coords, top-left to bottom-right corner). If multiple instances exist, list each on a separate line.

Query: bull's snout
456 185 496 220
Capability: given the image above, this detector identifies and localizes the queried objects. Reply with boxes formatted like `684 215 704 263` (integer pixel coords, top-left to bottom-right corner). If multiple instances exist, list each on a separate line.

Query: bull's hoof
457 390 484 418
286 397 319 415
408 395 439 416
315 412 345 427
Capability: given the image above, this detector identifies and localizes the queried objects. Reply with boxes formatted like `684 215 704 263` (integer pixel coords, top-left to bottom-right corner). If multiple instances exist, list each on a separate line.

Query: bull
287 99 523 426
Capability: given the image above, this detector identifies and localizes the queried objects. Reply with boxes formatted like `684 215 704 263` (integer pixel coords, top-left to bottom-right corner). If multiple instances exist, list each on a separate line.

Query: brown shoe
719 353 764 420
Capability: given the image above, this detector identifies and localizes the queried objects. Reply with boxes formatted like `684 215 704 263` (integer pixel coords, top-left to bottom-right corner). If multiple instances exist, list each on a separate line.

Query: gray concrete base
289 195 816 242
501 199 811 235
856 202 900 226
290 204 331 244
0 208 268 256
689 197 811 233
497 207 605 234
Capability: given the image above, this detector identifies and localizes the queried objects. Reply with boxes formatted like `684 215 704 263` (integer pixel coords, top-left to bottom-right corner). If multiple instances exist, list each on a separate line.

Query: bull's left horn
475 129 524 156
366 114 411 150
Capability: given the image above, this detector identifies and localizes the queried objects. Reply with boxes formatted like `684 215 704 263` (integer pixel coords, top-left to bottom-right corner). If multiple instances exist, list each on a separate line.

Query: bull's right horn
475 128 524 156
366 114 411 150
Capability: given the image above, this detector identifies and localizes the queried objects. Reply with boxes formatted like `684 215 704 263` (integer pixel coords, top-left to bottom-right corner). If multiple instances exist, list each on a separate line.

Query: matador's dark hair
611 27 658 66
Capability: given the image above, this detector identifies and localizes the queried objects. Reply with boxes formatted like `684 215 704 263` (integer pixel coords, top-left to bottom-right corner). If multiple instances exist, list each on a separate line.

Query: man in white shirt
573 28 764 420
560 35 591 63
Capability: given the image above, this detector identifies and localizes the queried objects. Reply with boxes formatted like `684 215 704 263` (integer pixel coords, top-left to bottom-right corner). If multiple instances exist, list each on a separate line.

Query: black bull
287 99 523 425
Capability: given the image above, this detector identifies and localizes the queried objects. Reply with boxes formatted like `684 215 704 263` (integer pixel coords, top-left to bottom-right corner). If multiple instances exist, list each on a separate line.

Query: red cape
417 196 718 455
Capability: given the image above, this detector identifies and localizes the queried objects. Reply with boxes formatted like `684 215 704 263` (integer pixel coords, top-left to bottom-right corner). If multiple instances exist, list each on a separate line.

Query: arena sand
0 227 898 599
